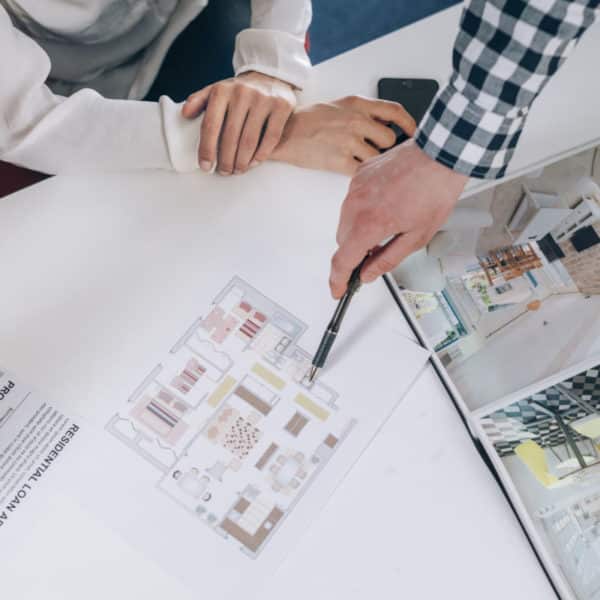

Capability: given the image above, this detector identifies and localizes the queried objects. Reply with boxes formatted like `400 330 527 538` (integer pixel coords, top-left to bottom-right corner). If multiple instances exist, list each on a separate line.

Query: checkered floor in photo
481 366 600 457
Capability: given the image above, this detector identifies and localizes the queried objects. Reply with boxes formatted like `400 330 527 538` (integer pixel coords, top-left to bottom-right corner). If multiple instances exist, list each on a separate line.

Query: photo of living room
401 145 600 410
477 362 600 600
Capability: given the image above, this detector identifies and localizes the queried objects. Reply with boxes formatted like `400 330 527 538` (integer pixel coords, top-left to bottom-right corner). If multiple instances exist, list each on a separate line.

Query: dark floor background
147 0 460 101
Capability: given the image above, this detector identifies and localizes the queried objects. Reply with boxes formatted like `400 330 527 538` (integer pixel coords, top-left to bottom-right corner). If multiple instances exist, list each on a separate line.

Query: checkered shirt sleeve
415 0 600 179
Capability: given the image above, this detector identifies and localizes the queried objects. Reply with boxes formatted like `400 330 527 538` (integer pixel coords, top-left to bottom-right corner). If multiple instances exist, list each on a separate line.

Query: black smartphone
377 78 439 145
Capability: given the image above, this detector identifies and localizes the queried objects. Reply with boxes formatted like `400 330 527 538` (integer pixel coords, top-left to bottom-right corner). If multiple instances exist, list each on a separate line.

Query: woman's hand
270 96 417 175
182 71 297 175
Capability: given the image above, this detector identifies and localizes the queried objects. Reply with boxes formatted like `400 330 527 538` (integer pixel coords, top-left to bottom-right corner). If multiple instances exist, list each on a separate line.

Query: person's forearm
0 7 200 174
2 91 201 175
416 0 600 179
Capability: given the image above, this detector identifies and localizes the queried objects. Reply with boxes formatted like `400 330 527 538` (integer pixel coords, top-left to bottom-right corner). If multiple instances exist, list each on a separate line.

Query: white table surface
303 5 600 196
6 4 597 598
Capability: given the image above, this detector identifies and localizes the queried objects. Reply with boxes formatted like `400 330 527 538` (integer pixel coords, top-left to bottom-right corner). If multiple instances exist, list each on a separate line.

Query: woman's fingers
217 98 251 175
337 156 361 176
366 98 418 137
343 96 417 139
358 118 398 150
187 89 408 177
234 105 271 173
182 85 212 119
350 138 380 163
185 74 296 174
253 102 292 163
198 86 231 172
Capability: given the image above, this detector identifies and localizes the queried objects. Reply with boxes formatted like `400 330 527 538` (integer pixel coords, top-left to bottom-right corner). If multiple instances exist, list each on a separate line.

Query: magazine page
399 143 600 412
475 357 600 600
0 369 86 552
396 142 600 600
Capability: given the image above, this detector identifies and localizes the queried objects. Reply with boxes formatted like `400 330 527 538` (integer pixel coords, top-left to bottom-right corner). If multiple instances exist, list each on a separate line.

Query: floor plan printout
0 277 429 600
106 277 355 557
71 277 430 600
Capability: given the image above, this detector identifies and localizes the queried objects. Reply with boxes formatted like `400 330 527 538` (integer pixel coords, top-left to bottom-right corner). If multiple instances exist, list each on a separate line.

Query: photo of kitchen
401 145 600 410
478 362 600 600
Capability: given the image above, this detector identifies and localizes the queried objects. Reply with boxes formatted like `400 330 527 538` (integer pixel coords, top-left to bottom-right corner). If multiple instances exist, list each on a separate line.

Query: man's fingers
361 232 422 283
335 181 369 247
253 104 291 163
335 193 358 247
234 106 270 172
217 99 250 175
182 86 212 119
199 87 231 171
329 218 385 299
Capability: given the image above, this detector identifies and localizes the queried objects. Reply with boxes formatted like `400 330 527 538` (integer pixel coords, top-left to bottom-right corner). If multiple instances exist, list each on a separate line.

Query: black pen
307 257 369 383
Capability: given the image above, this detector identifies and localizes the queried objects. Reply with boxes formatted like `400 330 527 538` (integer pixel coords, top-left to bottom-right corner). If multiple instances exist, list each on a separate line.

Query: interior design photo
401 145 600 409
479 362 600 600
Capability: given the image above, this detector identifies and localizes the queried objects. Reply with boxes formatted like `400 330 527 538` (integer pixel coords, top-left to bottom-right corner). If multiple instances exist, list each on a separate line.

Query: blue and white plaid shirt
415 0 600 179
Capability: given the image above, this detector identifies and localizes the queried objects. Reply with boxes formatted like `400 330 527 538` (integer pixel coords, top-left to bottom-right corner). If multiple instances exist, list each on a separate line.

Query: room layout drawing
106 277 356 558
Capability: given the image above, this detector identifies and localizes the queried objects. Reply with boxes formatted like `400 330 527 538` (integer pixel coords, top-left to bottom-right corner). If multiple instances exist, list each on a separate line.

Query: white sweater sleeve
0 7 200 175
233 0 312 89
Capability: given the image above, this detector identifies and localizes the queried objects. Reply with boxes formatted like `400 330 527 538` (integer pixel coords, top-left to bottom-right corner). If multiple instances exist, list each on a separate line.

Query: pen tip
307 365 319 383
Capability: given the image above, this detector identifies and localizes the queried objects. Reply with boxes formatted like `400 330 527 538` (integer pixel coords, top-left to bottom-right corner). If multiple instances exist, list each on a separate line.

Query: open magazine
399 142 600 600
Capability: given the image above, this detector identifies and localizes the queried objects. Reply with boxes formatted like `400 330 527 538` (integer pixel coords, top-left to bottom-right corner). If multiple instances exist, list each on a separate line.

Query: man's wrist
408 138 469 186
415 81 528 180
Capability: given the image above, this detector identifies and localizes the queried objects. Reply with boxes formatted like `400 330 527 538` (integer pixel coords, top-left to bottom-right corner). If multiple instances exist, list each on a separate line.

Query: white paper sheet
0 165 429 598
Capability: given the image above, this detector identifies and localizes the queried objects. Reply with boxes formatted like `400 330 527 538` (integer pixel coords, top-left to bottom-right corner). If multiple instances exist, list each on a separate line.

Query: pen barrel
311 259 365 373
312 329 337 368
328 289 356 333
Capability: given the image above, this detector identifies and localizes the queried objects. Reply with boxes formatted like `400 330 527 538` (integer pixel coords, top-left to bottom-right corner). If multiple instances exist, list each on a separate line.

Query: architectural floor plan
106 278 356 557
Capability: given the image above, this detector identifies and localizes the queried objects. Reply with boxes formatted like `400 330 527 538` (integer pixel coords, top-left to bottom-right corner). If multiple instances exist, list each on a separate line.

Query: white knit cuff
233 28 311 90
159 95 201 173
